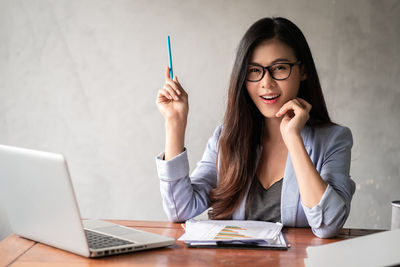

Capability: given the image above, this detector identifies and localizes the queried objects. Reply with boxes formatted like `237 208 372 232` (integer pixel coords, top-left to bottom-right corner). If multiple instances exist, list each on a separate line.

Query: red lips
260 94 280 104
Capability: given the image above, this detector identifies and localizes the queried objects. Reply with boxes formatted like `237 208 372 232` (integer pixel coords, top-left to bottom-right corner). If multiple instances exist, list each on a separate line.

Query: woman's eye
248 68 261 73
272 64 288 71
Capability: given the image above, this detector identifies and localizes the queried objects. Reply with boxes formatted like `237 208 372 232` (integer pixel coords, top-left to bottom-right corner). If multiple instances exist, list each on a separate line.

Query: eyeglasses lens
270 64 290 80
246 63 291 81
246 66 263 82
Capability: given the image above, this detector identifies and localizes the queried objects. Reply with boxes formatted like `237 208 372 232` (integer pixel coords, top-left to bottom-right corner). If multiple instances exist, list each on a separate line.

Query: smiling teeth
262 95 279 100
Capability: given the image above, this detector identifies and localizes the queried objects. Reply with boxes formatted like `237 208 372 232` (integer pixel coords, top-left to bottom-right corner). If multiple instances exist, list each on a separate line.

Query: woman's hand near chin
275 98 312 144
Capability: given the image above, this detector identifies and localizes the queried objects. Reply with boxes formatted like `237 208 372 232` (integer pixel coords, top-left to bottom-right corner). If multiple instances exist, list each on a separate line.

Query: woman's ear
300 64 307 81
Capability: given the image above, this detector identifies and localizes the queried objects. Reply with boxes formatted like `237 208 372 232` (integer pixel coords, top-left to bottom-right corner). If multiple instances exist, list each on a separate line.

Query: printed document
178 219 284 245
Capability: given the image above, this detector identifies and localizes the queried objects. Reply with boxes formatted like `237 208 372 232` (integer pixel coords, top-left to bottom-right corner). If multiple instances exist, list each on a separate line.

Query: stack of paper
178 219 287 249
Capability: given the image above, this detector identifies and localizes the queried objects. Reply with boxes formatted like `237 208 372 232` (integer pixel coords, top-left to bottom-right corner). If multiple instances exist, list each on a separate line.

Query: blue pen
167 35 173 79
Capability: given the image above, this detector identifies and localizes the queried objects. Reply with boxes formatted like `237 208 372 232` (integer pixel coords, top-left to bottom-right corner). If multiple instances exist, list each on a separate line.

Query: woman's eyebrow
270 58 291 64
249 58 292 66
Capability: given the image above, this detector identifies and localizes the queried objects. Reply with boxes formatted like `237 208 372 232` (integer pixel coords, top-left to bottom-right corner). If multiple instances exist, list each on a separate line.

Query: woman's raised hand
156 66 189 125
156 66 189 160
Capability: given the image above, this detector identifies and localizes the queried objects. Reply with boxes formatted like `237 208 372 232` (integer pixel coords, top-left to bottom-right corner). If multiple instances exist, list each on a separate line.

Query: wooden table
0 220 383 267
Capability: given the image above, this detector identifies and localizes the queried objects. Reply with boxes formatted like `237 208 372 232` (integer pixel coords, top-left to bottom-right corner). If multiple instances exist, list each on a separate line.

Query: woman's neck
263 117 284 143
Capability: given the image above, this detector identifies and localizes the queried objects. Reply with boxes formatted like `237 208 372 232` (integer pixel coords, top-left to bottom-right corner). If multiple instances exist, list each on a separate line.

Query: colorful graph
214 225 250 240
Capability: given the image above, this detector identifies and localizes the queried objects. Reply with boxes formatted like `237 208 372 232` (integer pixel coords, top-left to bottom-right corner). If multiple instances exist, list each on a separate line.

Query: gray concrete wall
1 0 399 240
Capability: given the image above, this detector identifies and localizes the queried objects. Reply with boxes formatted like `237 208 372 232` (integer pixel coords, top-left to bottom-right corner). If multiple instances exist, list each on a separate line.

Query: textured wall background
1 0 399 240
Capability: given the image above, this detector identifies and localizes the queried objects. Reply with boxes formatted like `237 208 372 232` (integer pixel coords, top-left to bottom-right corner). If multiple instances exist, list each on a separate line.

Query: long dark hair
209 17 333 220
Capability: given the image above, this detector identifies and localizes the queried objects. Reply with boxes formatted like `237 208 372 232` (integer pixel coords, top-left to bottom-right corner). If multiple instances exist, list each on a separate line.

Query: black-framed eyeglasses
246 61 302 82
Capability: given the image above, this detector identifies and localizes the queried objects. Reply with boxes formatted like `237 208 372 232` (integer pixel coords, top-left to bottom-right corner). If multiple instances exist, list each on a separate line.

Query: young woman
155 17 355 238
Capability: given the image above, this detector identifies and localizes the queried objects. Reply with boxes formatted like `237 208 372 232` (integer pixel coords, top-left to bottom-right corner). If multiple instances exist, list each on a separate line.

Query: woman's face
246 38 306 119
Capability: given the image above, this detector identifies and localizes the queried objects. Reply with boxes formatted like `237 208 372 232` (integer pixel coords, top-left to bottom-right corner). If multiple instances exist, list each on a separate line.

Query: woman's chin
261 112 280 120
258 107 281 119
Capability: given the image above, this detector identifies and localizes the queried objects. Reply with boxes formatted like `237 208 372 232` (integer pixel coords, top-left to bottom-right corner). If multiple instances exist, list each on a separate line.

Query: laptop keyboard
85 229 135 249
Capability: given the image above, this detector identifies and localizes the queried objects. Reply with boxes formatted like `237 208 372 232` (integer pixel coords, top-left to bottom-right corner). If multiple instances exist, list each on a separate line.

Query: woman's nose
260 70 276 88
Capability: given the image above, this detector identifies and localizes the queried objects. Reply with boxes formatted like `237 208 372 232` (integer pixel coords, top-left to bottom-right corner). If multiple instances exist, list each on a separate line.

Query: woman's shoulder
207 124 223 140
213 124 224 137
205 124 224 151
310 123 351 136
303 124 353 147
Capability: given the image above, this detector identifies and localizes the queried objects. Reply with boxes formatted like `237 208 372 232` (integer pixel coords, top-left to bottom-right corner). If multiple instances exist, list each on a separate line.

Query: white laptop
0 144 175 258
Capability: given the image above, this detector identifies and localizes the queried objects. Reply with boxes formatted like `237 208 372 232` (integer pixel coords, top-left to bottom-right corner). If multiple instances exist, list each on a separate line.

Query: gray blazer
156 124 355 238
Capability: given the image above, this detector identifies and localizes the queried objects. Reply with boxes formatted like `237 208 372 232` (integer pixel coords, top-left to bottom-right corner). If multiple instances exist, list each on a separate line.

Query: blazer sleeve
155 125 222 222
301 126 356 238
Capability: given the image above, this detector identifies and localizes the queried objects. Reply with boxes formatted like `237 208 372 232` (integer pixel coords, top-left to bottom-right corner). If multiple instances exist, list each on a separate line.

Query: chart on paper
214 225 251 240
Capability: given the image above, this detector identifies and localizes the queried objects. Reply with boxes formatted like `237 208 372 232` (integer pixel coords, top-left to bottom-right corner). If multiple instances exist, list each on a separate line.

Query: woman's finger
165 65 171 81
276 99 308 117
166 75 187 96
296 98 312 112
174 76 188 96
172 76 182 95
163 66 188 98
158 88 173 101
276 100 303 117
163 83 179 101
291 99 304 110
166 79 182 96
